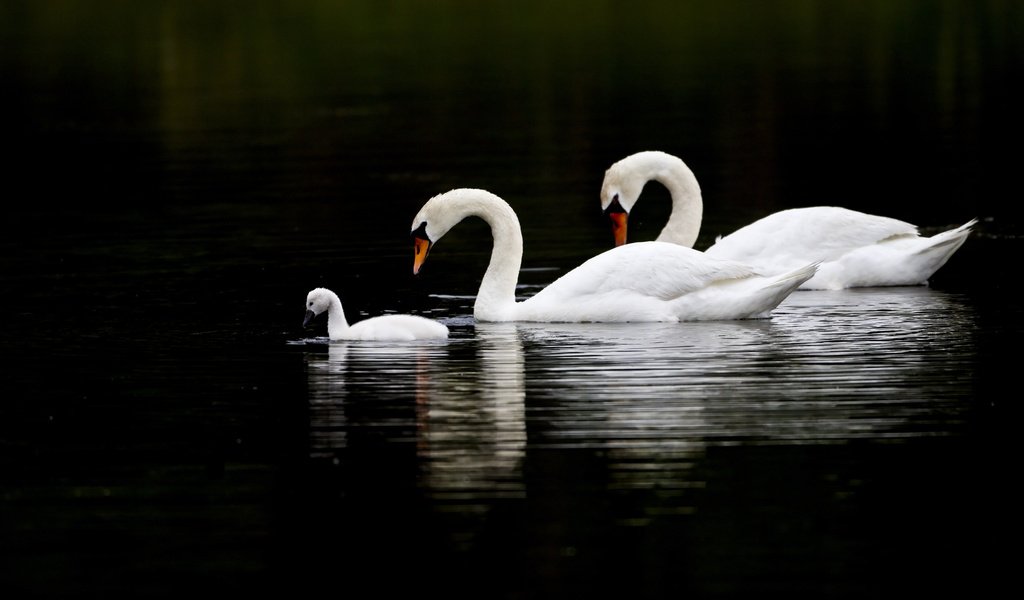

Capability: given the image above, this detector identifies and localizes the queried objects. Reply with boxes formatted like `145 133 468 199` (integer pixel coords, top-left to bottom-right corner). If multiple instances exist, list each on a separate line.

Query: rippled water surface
2 1 1020 598
285 284 1009 597
300 287 983 501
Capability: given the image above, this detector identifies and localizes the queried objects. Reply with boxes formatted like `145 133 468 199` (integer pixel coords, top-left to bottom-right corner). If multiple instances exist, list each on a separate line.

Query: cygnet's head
304 287 333 326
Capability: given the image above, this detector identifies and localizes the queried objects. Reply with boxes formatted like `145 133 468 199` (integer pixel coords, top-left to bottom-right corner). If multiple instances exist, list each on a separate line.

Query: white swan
303 287 449 341
600 151 977 290
410 188 817 322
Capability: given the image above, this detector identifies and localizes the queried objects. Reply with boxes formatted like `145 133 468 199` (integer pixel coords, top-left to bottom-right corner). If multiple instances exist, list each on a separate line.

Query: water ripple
302 286 978 504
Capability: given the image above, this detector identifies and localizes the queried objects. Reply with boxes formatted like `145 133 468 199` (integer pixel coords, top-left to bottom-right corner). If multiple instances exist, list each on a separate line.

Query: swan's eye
605 194 626 215
308 302 313 307
411 221 429 240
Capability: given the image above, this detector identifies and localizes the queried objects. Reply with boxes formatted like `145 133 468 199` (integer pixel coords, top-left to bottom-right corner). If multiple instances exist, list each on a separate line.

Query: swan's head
304 287 333 327
601 156 651 246
410 188 506 275
410 220 433 275
598 172 638 246
601 151 689 246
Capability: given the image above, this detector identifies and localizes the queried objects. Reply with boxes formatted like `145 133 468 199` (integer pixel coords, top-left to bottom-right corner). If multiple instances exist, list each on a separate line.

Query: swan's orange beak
604 195 629 246
413 237 431 275
608 211 628 246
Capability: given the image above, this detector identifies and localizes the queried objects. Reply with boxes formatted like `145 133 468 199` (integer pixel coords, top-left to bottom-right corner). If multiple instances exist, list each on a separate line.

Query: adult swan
600 151 976 290
410 188 817 322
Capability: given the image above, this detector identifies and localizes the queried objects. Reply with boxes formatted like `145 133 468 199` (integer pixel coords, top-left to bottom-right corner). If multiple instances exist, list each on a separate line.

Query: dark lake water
2 1 1021 597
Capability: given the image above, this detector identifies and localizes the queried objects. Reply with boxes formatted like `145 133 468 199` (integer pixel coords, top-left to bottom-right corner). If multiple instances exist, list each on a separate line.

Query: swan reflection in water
303 341 452 457
501 286 976 522
302 323 527 511
304 286 977 524
513 286 977 448
418 324 526 506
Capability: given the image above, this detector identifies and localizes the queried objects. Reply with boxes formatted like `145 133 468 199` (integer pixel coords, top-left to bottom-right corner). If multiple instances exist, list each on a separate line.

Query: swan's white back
518 241 813 322
704 207 976 290
705 207 914 263
344 314 450 341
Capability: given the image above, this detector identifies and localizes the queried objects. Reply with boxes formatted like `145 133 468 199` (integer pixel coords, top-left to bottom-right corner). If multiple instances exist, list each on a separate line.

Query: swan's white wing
705 206 917 265
518 241 761 321
804 218 977 289
345 315 449 341
540 241 758 299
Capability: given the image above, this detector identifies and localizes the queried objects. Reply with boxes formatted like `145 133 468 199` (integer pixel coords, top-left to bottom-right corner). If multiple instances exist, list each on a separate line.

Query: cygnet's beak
604 197 629 246
303 310 316 327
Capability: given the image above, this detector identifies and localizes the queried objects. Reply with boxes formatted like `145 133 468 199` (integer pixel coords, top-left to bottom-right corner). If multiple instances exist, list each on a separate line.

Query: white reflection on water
418 324 526 506
517 287 976 448
302 327 527 507
304 286 977 512
304 342 347 455
510 286 976 522
303 340 447 456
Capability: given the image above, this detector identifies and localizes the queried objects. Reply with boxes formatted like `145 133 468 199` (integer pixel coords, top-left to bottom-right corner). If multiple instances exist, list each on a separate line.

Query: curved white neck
651 160 703 248
471 196 524 321
325 291 350 338
427 190 524 321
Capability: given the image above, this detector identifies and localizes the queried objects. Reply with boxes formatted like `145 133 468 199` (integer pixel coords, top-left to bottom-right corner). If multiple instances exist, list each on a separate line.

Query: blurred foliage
3 0 1022 231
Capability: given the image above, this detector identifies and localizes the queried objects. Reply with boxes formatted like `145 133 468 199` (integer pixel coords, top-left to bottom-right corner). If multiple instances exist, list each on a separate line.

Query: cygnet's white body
304 287 448 341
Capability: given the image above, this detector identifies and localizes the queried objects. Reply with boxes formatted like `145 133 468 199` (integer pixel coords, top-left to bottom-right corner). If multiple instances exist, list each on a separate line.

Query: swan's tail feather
765 261 820 291
724 260 819 319
914 218 977 255
907 218 976 282
739 262 819 318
